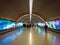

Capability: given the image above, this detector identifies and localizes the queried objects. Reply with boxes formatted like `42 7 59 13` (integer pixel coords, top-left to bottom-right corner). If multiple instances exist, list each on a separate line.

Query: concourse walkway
0 27 60 45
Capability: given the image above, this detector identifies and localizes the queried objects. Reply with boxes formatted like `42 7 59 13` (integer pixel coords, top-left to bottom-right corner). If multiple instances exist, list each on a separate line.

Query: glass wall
16 22 23 27
37 19 60 30
55 19 60 30
0 18 23 31
47 19 60 30
0 19 15 31
37 22 45 27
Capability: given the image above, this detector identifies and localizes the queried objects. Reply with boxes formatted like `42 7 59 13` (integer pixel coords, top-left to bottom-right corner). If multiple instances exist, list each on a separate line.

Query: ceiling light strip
29 0 33 22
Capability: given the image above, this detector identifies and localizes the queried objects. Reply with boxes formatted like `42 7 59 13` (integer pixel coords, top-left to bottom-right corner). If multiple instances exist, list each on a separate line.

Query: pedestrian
44 24 48 32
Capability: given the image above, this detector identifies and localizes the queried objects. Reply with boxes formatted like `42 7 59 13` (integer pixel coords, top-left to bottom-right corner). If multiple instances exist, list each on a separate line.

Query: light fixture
29 0 33 22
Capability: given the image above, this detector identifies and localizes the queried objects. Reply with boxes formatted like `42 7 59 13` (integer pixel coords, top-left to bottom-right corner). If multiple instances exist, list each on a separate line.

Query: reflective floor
0 27 60 45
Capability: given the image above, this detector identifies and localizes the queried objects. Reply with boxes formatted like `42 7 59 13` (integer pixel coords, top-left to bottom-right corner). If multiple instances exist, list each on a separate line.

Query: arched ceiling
0 0 60 22
18 14 42 23
33 0 60 20
16 13 46 23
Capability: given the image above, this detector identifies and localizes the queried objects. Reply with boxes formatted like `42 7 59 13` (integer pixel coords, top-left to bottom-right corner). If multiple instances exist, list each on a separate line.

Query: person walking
44 24 48 33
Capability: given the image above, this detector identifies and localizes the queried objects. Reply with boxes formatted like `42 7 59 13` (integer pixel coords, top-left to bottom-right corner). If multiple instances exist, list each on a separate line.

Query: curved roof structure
0 0 60 23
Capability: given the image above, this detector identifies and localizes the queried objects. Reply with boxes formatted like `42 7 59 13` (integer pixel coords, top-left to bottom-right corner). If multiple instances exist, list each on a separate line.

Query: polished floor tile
0 27 60 45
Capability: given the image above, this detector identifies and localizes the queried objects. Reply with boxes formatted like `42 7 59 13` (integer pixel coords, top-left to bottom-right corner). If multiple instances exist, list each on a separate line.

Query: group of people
23 24 32 28
23 23 48 32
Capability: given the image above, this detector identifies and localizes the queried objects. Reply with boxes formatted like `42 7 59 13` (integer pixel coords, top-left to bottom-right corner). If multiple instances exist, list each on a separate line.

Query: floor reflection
16 27 25 36
55 37 60 45
0 27 60 45
28 28 33 45
38 27 45 38
37 27 60 45
0 27 25 45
